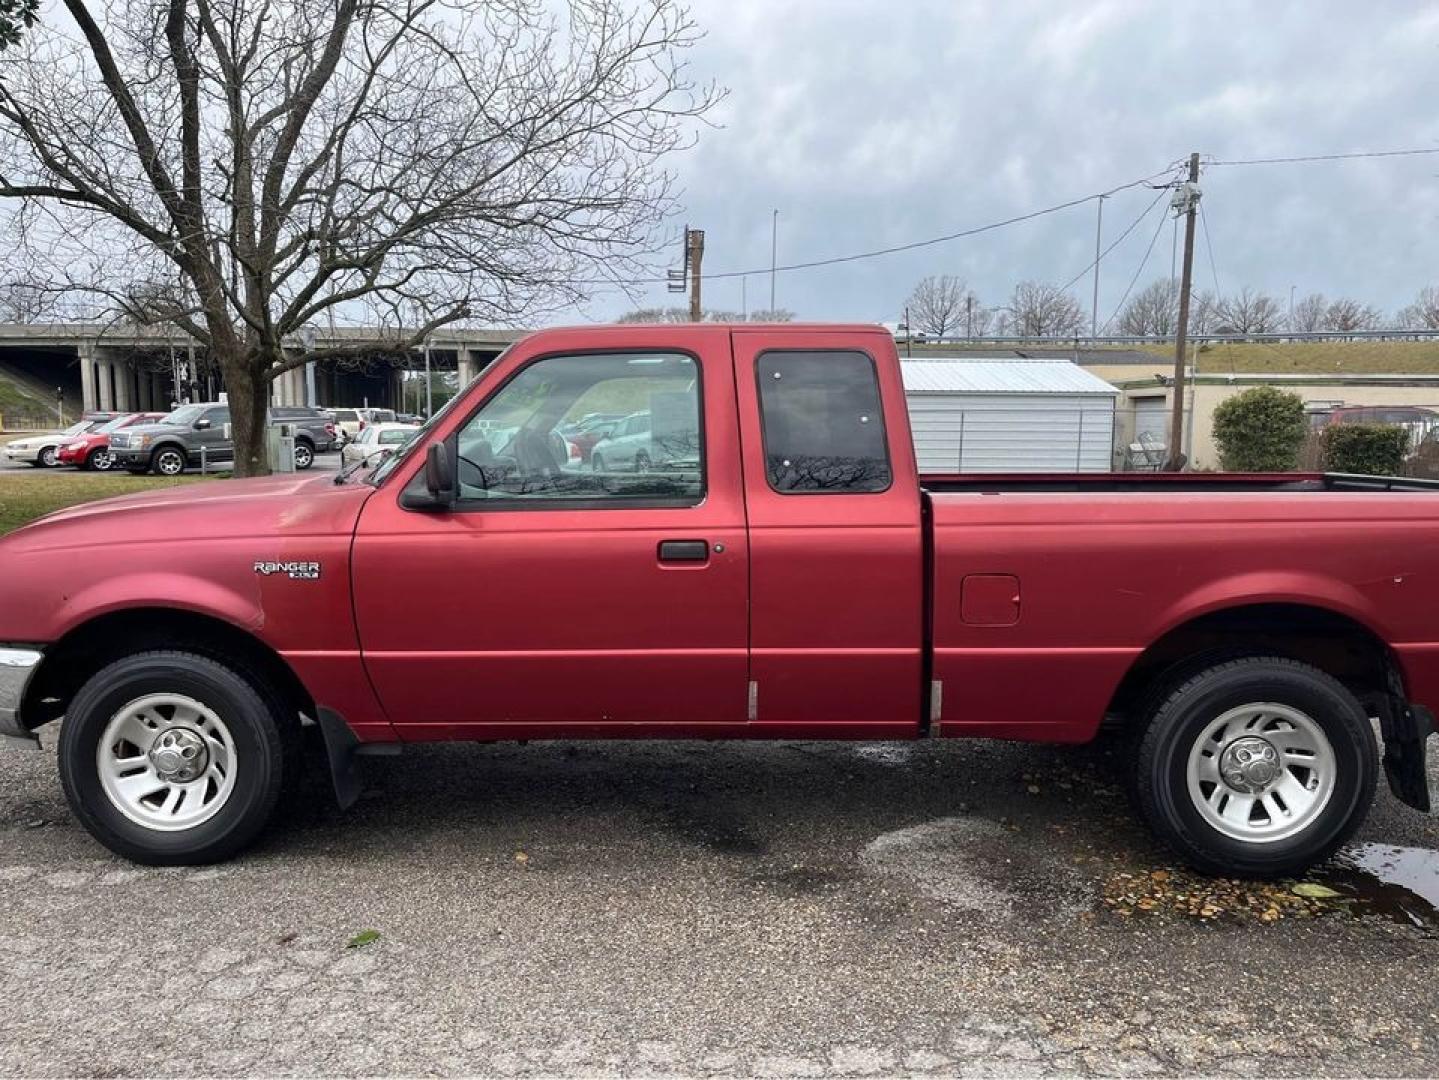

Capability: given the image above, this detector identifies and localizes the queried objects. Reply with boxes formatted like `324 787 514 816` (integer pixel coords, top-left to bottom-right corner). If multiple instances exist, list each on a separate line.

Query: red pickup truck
0 324 1433 874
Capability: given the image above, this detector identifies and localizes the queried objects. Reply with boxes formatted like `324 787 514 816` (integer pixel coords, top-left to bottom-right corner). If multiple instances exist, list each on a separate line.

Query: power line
1100 195 1171 332
1207 146 1439 167
1198 200 1222 298
1060 184 1171 293
586 166 1179 288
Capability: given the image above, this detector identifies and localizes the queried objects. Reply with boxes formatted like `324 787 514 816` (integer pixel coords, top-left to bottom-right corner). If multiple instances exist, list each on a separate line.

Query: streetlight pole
769 209 778 313
1090 194 1105 337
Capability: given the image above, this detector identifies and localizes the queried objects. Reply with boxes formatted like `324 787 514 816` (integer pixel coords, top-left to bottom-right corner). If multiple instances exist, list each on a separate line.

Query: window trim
411 346 708 513
754 347 894 496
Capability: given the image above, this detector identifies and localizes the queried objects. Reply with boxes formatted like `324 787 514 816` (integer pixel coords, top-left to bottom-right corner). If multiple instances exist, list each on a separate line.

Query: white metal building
901 358 1119 473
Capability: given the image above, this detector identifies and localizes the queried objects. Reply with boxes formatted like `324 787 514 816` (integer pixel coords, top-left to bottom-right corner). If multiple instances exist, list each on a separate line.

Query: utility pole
423 337 433 418
965 293 974 338
687 228 705 322
1090 194 1105 337
1165 152 1201 471
769 209 778 312
904 305 912 358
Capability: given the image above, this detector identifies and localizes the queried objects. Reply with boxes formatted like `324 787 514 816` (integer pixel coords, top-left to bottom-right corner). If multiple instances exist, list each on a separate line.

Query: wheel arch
1107 601 1401 725
21 607 314 733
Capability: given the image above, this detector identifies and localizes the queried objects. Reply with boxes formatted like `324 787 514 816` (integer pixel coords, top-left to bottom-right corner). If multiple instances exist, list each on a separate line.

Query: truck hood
2 472 376 553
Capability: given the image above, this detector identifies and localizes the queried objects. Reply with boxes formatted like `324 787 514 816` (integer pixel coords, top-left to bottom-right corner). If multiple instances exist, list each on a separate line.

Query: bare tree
1215 288 1284 335
1117 279 1180 336
906 275 974 339
1323 297 1382 333
1289 293 1327 332
1188 289 1220 335
0 0 36 49
0 0 717 474
0 280 57 322
616 306 793 323
1006 281 1083 338
1397 286 1439 330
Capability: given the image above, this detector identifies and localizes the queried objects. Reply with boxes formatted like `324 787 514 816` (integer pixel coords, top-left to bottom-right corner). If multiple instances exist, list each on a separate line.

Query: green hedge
1320 423 1409 476
1212 385 1307 472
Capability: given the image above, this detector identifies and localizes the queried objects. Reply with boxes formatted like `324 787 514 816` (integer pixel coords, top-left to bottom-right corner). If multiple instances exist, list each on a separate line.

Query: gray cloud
576 0 1439 325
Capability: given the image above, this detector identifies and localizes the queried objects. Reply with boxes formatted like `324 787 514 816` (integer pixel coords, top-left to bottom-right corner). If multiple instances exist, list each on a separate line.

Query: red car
57 411 167 471
0 324 1434 873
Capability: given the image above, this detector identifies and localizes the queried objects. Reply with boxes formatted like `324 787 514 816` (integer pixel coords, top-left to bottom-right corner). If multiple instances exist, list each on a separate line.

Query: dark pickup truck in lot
0 323 1434 872
109 403 337 473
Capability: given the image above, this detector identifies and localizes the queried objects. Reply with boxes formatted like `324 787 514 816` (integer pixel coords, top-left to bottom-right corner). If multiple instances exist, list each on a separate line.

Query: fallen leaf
1291 882 1342 899
515 851 530 864
347 929 381 949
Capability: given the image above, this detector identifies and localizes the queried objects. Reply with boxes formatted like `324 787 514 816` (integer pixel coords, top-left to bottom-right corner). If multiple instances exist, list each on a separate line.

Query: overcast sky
574 0 1439 327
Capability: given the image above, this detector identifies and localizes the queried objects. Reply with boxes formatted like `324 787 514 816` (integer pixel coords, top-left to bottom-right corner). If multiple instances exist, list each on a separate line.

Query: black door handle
658 539 709 563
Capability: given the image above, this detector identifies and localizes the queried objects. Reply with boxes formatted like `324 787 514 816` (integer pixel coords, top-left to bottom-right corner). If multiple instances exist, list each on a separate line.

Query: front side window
452 352 703 505
756 351 891 493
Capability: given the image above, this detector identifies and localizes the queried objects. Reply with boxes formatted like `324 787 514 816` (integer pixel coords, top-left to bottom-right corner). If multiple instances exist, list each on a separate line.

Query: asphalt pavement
2 724 1436 1077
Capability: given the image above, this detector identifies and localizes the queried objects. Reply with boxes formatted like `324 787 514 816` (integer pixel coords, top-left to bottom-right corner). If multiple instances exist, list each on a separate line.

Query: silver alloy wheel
294 442 313 469
39 446 57 467
154 448 185 475
1186 702 1336 843
96 693 238 831
91 449 114 471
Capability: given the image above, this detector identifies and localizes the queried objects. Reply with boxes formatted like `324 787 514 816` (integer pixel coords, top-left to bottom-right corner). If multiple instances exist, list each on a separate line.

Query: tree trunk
220 347 270 477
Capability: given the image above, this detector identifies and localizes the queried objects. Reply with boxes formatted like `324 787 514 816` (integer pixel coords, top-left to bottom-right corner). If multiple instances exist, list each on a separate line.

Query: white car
4 419 105 467
340 422 419 465
588 411 700 473
330 407 397 444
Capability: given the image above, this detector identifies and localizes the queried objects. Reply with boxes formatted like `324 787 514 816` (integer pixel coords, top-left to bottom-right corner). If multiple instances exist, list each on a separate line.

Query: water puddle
1316 843 1439 931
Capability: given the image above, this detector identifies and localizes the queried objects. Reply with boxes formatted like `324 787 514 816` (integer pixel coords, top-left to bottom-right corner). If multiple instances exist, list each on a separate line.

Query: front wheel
58 651 295 865
151 446 187 476
1132 656 1377 877
37 446 58 468
88 448 115 471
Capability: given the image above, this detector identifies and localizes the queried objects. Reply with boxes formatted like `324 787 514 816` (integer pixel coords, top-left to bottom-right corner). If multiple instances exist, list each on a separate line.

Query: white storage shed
901 358 1119 473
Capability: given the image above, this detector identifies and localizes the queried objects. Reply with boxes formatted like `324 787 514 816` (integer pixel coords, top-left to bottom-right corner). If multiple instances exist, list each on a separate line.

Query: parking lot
2 728 1436 1077
0 448 343 474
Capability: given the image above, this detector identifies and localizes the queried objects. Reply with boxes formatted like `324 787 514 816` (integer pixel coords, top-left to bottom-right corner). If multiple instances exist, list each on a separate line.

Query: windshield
63 421 94 436
97 414 134 434
162 404 206 426
365 345 510 486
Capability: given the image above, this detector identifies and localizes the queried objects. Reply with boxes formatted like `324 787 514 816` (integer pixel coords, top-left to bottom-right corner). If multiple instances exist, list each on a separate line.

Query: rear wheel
293 440 314 470
151 446 187 476
58 651 295 865
1132 656 1376 877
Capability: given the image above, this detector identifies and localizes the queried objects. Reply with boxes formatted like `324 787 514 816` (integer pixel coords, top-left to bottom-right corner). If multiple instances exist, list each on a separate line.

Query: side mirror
419 441 456 509
194 418 211 430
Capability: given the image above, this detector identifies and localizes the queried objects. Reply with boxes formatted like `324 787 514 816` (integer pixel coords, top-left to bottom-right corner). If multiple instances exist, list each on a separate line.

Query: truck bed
921 471 1439 494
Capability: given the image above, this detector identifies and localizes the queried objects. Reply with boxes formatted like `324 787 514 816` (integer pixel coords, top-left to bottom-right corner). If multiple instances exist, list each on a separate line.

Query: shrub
1211 385 1307 471
1320 423 1409 476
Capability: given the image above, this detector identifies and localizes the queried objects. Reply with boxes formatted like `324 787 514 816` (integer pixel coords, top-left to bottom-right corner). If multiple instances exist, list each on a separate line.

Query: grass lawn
0 473 218 535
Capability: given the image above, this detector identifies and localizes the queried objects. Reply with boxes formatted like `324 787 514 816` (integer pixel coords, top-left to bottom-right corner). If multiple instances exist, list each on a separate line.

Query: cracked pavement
2 728 1437 1077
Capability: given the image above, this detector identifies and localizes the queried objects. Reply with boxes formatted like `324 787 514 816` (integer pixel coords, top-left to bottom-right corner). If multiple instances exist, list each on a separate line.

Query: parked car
558 412 626 464
330 407 397 444
57 412 167 471
340 422 420 465
1 323 1436 876
109 403 336 474
3 416 111 467
589 410 700 472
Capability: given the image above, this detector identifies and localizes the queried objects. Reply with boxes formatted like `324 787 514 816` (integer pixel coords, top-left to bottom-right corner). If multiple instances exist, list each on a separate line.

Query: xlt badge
253 560 321 580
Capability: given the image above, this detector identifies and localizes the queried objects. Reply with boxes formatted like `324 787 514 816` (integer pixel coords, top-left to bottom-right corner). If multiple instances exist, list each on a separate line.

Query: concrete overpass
0 322 526 417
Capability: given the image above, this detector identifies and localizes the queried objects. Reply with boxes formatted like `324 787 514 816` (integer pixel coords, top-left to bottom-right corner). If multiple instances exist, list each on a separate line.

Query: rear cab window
755 350 892 493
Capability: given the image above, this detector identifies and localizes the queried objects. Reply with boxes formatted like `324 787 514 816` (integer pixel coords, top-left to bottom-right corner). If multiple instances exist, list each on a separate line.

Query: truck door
731 330 925 736
350 327 751 738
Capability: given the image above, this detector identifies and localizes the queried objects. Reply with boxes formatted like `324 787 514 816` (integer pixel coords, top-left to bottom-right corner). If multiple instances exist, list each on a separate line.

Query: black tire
591 452 607 472
58 651 295 865
1132 656 1377 877
293 440 314 470
151 446 187 476
37 446 58 468
88 448 115 472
